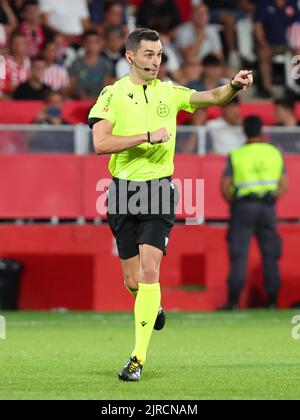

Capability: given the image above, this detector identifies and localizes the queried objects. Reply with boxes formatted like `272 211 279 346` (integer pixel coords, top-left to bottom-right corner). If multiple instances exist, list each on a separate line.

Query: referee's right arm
92 121 170 155
92 120 147 154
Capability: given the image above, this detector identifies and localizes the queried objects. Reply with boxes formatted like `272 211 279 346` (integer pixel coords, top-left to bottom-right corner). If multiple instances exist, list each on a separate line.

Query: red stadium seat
0 101 296 126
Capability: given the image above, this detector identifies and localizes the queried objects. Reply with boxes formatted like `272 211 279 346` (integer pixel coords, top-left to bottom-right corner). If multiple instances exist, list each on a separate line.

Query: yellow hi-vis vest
230 142 284 197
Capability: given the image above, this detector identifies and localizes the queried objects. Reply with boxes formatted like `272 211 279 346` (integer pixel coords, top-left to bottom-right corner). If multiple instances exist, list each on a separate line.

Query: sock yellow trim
138 282 160 291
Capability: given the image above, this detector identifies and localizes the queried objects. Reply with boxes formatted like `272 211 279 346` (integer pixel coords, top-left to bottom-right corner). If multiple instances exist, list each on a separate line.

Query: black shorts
107 177 179 260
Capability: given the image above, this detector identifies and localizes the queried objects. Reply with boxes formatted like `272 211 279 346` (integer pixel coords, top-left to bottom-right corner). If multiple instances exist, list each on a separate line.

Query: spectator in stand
0 22 6 51
274 98 300 126
157 53 173 82
175 107 206 154
131 0 192 23
0 0 17 66
183 56 203 88
0 0 18 50
32 90 74 153
102 25 126 77
254 0 299 98
41 40 70 93
287 17 300 54
175 3 223 63
206 97 245 154
14 55 50 99
203 1 256 68
115 56 130 79
271 98 300 152
136 0 181 33
19 0 52 58
286 17 300 96
69 30 114 100
2 32 31 96
176 57 207 154
159 31 185 83
9 0 27 22
101 1 128 35
52 34 76 67
188 54 228 91
87 0 104 25
39 0 91 37
34 90 67 125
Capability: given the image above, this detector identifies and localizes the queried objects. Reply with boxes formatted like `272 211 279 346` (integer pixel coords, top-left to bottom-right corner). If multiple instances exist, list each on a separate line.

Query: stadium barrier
0 154 300 220
0 153 300 311
1 123 300 156
0 224 299 311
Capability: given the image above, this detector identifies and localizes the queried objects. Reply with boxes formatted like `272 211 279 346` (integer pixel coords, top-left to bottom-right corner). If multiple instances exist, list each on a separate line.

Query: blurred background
1 0 300 312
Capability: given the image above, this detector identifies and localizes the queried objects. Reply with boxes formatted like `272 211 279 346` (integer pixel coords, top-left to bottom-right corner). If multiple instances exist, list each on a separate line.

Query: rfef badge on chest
157 103 169 117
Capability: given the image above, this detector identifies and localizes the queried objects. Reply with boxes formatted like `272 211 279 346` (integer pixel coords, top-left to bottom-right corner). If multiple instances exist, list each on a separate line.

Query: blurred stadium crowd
1 0 300 101
1 0 300 156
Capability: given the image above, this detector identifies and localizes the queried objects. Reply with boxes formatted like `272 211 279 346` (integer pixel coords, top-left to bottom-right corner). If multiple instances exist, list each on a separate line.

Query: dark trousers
227 200 282 305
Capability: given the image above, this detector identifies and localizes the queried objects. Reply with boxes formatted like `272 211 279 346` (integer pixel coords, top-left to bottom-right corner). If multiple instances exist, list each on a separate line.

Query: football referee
88 28 253 382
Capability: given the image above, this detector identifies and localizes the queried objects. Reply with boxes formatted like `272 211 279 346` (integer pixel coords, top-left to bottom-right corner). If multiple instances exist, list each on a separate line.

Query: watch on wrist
147 132 153 145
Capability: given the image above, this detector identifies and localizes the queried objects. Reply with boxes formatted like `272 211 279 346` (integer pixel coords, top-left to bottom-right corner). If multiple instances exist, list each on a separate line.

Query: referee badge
157 104 169 117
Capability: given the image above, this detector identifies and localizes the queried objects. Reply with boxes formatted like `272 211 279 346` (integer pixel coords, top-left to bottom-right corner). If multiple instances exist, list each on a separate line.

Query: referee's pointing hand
150 127 171 144
232 70 254 91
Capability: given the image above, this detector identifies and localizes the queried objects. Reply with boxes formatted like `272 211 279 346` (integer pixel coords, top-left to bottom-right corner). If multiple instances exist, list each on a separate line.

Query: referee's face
133 40 163 81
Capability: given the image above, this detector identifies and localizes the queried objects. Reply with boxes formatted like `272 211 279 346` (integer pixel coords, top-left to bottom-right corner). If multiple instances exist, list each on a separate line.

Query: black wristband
230 78 243 91
147 131 153 144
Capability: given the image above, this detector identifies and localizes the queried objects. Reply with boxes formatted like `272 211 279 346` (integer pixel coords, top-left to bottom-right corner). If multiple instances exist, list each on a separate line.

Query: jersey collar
125 76 157 91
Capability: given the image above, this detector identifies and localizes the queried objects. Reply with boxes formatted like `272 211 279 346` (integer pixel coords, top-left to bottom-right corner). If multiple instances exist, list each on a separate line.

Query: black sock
229 290 240 306
269 293 278 307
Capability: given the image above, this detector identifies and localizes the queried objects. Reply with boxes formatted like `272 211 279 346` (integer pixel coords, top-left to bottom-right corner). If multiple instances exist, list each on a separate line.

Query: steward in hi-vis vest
220 116 288 310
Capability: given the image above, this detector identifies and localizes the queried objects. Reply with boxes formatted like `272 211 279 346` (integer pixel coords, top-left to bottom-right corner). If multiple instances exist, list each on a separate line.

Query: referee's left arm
190 70 253 108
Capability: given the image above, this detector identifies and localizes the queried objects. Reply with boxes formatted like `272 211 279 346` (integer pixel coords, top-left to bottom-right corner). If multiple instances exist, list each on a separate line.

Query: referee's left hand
232 70 253 91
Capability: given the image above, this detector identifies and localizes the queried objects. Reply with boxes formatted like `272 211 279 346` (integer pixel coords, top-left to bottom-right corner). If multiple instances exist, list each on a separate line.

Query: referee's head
125 28 163 82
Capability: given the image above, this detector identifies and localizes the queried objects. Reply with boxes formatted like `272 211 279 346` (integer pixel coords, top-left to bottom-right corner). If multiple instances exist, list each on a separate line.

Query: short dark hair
274 98 295 112
31 55 45 64
22 0 38 11
41 40 57 51
104 1 123 14
243 115 263 138
126 28 160 52
44 90 64 103
202 54 222 67
104 25 124 39
83 30 101 41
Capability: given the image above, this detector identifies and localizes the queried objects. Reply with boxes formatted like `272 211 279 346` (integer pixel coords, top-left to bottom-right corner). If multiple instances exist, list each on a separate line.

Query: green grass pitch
0 310 300 400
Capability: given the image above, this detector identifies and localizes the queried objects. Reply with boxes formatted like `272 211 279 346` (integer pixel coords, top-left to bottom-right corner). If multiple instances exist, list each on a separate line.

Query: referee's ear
125 51 134 66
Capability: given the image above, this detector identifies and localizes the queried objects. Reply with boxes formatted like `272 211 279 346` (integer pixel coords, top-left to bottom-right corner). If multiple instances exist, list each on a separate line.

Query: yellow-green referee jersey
88 76 196 182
